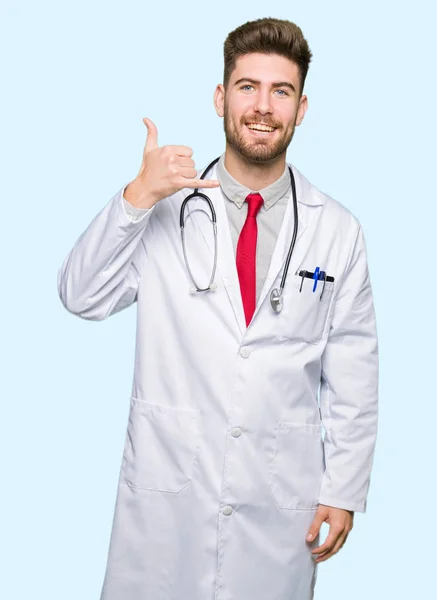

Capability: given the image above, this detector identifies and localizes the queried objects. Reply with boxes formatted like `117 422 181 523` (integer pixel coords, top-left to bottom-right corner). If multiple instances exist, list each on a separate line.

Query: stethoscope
180 156 299 313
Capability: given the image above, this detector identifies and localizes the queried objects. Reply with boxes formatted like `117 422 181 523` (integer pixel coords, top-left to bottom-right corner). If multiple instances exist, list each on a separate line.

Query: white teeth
247 124 275 132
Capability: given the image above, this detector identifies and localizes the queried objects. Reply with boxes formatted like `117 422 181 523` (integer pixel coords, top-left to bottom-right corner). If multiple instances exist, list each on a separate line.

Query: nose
252 88 273 115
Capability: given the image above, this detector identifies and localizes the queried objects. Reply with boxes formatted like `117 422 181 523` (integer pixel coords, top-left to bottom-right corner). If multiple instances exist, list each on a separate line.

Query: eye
241 84 254 91
275 89 289 96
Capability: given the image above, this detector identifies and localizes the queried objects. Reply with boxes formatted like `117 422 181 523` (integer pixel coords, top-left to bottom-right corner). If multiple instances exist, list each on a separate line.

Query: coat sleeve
318 222 379 513
57 183 154 321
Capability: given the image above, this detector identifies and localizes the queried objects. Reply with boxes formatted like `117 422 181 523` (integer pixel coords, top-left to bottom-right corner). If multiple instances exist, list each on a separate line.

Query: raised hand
124 117 220 209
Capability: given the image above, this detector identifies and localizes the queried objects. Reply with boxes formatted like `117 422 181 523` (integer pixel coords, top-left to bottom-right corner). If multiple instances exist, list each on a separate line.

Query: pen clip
299 270 307 293
312 267 320 292
319 271 327 300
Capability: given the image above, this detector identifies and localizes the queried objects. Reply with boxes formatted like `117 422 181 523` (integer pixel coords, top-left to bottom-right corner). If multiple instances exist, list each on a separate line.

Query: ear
295 94 308 127
214 84 225 117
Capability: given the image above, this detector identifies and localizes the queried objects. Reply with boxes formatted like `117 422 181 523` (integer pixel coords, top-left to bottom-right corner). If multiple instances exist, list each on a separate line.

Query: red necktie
236 192 264 326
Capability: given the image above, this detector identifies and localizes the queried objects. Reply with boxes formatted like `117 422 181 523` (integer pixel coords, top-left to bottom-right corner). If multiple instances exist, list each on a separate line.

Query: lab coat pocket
122 398 200 493
280 274 335 344
271 421 324 510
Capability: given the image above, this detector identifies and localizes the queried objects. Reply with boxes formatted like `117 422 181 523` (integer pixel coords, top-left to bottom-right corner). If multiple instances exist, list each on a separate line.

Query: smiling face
214 53 308 163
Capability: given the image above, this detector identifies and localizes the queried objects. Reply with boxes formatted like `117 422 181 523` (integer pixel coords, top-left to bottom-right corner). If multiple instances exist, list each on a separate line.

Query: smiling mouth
245 123 277 134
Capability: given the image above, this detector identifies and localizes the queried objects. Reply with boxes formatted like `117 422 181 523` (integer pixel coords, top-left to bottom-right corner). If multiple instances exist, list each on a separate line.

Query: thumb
306 509 326 542
143 117 159 152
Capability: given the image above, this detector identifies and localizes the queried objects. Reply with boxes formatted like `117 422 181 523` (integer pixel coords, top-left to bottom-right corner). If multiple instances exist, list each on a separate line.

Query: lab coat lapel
185 181 246 336
253 165 326 321
185 163 326 336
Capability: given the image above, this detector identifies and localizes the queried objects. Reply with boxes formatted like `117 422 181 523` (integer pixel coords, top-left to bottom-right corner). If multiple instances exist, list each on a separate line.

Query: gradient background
1 0 435 598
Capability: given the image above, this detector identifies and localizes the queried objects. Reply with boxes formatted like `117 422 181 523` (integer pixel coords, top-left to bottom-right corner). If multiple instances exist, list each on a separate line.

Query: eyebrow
234 77 296 93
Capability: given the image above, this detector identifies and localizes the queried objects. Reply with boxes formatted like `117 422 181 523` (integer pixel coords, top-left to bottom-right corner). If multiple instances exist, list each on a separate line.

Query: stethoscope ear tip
209 283 218 291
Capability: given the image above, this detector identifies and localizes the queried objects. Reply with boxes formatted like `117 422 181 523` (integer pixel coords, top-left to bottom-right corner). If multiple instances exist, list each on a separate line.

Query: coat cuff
318 495 366 513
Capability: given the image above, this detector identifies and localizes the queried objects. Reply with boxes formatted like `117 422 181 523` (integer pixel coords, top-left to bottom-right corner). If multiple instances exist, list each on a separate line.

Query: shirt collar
216 153 291 211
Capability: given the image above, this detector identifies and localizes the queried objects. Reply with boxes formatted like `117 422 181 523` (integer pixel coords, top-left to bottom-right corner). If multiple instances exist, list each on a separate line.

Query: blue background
1 0 435 598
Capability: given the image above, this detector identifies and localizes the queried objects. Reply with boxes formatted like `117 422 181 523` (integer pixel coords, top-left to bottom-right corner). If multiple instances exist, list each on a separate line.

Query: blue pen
312 267 320 292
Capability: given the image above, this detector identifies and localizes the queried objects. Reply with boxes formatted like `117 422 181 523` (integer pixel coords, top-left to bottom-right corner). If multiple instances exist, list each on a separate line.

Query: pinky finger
184 179 221 189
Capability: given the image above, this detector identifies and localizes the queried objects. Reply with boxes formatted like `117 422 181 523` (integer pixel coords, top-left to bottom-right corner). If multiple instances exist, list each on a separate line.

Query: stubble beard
223 106 296 163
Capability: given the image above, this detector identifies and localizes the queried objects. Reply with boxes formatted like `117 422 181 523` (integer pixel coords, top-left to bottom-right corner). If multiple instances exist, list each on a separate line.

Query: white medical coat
57 162 379 600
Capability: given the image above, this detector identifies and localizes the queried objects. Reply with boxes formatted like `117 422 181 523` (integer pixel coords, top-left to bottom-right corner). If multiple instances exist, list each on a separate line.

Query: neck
224 145 287 191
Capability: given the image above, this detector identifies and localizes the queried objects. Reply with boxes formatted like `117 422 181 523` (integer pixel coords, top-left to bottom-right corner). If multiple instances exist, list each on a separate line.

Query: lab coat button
240 347 250 358
222 505 233 516
231 427 242 438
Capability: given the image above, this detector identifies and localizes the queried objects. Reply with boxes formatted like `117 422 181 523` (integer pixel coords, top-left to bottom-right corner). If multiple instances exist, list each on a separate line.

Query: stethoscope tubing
179 156 299 311
278 163 299 293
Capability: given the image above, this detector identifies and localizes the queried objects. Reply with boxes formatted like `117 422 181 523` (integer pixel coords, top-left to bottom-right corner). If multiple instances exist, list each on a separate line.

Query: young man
58 17 378 600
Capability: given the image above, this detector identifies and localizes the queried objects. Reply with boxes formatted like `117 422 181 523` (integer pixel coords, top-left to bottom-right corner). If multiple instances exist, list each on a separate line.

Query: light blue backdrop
1 0 435 598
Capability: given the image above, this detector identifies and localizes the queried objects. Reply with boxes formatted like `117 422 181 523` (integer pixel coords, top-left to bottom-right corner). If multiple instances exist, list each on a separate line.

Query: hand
306 504 354 563
124 117 220 209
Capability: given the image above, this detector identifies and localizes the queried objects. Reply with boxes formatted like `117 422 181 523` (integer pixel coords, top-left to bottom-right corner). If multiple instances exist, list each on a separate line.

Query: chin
241 148 282 163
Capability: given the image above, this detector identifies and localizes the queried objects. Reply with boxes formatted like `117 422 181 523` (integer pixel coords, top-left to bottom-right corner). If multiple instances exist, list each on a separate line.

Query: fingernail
307 534 313 541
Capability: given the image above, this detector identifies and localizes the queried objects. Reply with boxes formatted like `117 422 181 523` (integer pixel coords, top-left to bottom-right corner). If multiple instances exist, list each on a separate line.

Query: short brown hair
223 18 313 97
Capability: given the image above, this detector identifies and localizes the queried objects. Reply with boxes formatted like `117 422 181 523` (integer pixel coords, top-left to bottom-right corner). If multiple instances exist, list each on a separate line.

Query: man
58 17 378 600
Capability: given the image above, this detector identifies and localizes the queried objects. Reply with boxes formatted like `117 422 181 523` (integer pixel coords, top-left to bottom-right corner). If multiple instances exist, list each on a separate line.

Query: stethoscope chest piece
270 288 284 313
